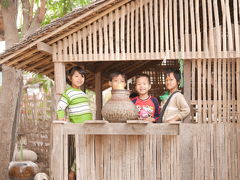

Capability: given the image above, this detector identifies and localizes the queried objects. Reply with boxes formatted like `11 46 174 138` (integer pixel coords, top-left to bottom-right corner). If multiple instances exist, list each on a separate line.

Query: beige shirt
162 92 190 122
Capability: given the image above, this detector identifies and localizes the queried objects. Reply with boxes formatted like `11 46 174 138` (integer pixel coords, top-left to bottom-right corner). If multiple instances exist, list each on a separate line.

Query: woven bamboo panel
52 0 240 63
190 59 240 123
192 123 240 180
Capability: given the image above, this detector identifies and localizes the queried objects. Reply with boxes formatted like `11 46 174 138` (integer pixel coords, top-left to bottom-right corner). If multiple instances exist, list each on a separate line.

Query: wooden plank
145 1 149 56
154 0 159 53
233 0 239 53
130 1 135 59
79 135 86 180
75 134 80 179
232 59 236 121
197 59 202 123
164 0 169 52
179 0 184 54
202 0 208 57
61 122 180 135
225 0 234 51
237 59 240 122
126 3 130 55
217 59 222 122
115 9 120 60
135 1 139 58
213 59 218 122
207 0 215 57
207 59 212 123
63 37 68 62
213 0 221 52
120 5 126 60
82 27 87 61
195 0 201 58
222 59 227 122
227 59 231 122
77 30 83 60
109 12 114 59
73 33 77 61
221 0 227 56
169 0 174 53
202 59 207 122
93 21 98 59
88 25 93 60
103 16 109 59
159 0 164 52
98 19 104 60
191 59 196 102
190 0 196 57
149 0 154 57
184 0 189 53
173 0 178 53
68 34 73 61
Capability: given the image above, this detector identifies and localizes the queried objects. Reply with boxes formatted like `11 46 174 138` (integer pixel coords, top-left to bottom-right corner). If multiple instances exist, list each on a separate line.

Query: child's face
165 72 178 92
69 71 85 89
109 75 126 90
135 77 151 96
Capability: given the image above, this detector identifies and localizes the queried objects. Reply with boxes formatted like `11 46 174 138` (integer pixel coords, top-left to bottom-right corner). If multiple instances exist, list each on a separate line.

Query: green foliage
42 0 91 25
1 0 9 8
25 73 54 93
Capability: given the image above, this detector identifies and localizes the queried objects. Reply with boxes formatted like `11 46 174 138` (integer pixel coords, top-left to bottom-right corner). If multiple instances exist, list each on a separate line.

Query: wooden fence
51 122 240 180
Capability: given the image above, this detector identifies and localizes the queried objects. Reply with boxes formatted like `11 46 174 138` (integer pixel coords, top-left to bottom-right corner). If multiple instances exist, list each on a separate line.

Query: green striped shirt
57 87 92 123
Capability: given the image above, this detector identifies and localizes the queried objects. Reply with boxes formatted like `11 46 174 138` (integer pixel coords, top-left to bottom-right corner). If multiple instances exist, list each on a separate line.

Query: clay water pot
8 161 39 180
102 89 138 122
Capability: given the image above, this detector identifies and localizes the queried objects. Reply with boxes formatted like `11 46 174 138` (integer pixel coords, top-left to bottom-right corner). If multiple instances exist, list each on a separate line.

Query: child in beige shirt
161 69 190 123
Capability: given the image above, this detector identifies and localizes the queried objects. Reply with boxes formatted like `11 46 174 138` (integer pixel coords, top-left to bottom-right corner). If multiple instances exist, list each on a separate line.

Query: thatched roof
0 0 121 58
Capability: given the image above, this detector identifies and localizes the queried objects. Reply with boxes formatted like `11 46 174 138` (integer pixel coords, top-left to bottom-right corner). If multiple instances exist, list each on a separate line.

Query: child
57 66 93 123
108 72 127 90
56 66 92 180
131 74 160 122
159 69 190 123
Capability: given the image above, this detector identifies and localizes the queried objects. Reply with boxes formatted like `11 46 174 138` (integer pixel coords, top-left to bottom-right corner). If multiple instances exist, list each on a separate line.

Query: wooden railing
51 121 240 180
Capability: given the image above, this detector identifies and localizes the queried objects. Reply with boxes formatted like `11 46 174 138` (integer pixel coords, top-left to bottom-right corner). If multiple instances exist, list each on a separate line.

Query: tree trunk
0 66 23 180
0 2 21 179
1 0 19 48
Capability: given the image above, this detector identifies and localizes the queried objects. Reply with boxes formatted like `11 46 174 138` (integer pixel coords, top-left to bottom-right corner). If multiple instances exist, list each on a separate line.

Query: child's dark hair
135 73 151 83
66 66 86 85
166 69 181 83
108 72 127 82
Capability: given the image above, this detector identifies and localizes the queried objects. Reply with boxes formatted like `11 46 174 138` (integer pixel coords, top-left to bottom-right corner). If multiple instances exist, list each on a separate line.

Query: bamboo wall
190 58 240 123
52 0 240 62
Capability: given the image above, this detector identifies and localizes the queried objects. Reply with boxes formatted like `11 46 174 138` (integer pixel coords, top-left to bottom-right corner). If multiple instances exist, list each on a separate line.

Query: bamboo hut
0 0 240 179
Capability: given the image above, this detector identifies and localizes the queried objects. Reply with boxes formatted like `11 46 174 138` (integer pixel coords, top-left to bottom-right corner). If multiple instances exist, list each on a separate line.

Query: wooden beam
95 71 102 120
37 42 53 55
53 122 180 135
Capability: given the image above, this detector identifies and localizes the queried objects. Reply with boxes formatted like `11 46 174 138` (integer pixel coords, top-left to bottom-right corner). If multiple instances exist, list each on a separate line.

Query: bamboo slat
169 0 174 53
68 34 73 61
217 59 222 122
190 0 196 58
73 33 77 61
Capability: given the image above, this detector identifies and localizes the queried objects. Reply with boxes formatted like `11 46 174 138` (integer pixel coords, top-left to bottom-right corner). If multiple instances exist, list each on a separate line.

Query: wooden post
95 71 102 120
51 122 64 180
0 65 23 180
54 62 66 95
183 59 191 123
179 123 195 180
